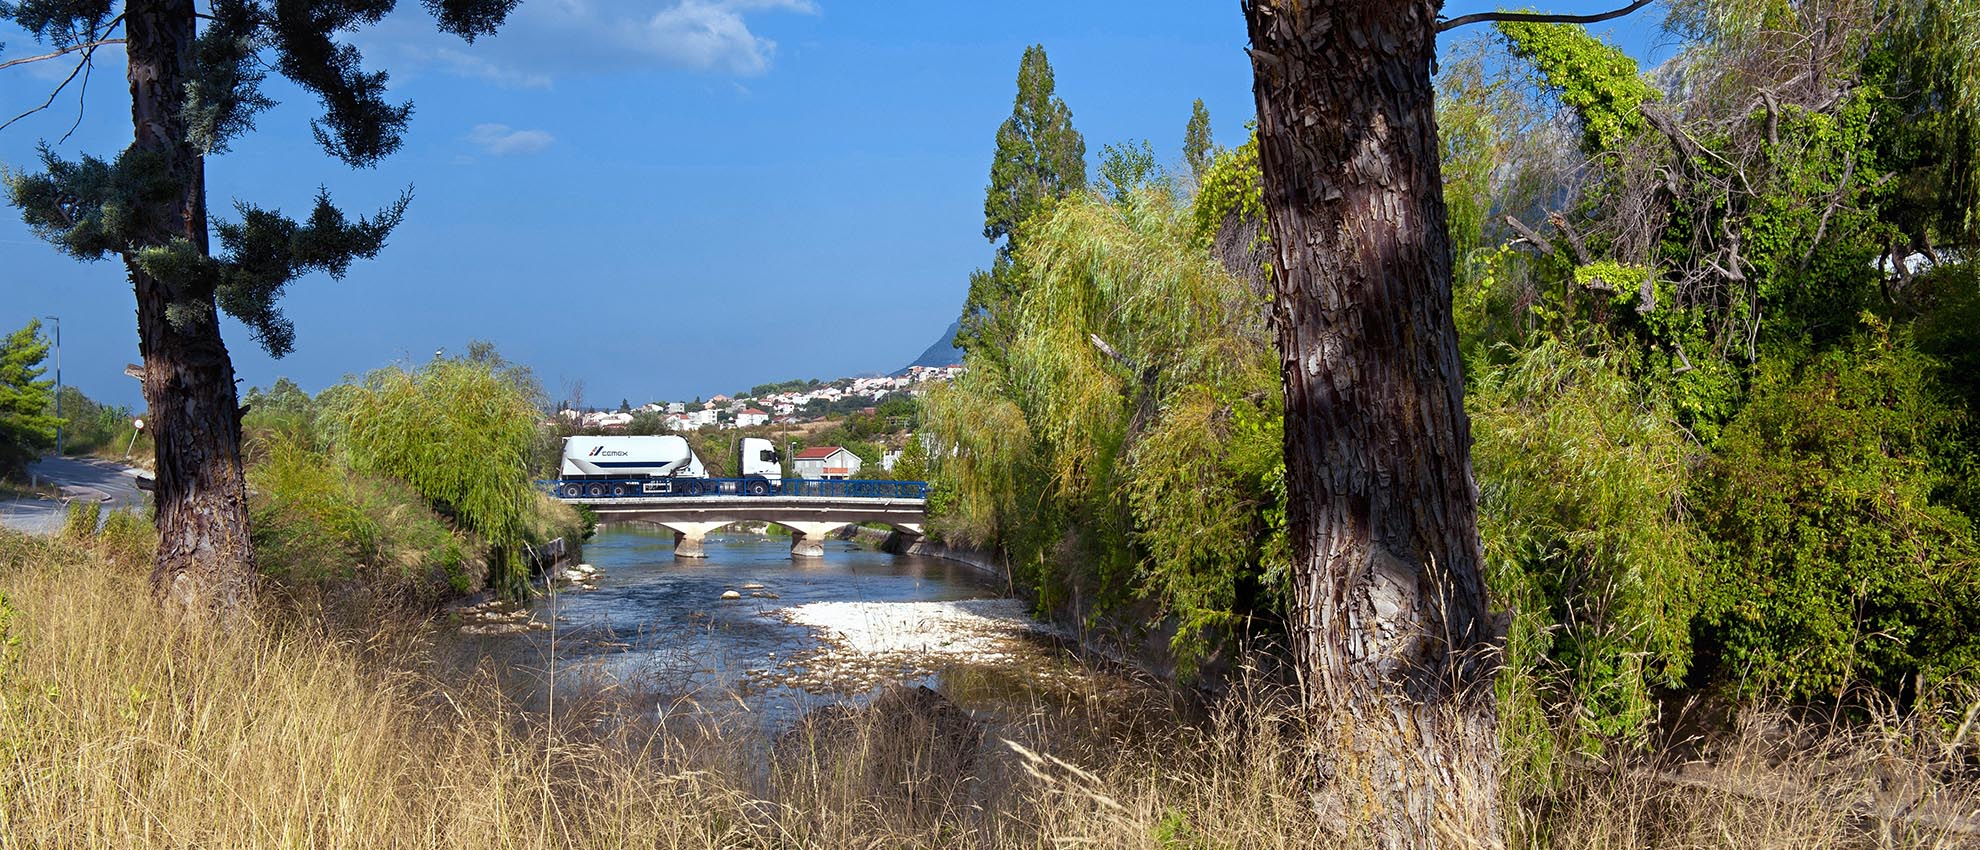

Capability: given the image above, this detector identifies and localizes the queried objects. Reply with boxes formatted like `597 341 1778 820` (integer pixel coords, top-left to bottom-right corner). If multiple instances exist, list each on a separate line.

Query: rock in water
720 590 743 600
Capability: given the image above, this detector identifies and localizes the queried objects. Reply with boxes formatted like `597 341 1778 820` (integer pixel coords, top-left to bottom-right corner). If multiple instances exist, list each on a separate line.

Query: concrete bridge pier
656 521 727 559
780 521 848 558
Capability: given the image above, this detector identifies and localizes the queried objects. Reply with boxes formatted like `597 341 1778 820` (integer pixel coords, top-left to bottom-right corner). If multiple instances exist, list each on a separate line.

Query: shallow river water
450 524 1137 729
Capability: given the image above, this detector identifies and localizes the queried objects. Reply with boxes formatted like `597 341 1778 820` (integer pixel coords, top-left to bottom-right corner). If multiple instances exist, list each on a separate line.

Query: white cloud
352 0 818 89
466 123 555 155
632 0 816 75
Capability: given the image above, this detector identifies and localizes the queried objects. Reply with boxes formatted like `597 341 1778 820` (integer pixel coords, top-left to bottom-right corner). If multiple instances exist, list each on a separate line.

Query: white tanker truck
557 435 784 497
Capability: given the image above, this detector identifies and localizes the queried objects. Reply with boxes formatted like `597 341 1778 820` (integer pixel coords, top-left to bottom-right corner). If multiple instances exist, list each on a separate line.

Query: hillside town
556 364 962 432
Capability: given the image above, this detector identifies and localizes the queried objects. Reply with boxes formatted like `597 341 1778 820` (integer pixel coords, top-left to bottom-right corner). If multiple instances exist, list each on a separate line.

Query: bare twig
1437 0 1655 32
0 38 125 72
0 51 92 133
58 51 96 145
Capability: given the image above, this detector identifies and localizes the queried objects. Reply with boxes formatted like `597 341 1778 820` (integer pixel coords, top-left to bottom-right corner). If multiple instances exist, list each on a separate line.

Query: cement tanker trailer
555 435 784 497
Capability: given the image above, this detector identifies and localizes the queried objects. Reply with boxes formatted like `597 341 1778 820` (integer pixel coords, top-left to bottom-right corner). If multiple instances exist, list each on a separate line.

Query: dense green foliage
1494 21 1660 154
326 358 559 598
927 174 1284 672
0 321 57 478
247 421 475 600
1694 321 1980 700
925 4 1980 758
1469 338 1699 764
242 352 580 602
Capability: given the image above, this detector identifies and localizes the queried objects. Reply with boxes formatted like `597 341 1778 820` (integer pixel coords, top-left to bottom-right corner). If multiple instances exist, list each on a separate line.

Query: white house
793 446 861 480
735 408 770 428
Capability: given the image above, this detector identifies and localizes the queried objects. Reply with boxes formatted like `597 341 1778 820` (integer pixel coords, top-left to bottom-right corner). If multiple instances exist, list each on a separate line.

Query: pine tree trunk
1243 2 1503 846
127 0 258 613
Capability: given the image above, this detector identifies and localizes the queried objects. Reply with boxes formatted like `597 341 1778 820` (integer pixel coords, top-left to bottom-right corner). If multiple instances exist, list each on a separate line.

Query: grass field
0 529 1973 848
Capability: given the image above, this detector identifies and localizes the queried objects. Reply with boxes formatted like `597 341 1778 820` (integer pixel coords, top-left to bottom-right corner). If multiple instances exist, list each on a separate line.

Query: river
448 524 1149 730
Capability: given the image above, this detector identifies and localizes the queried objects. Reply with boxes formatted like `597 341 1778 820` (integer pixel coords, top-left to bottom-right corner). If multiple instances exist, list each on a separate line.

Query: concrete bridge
567 493 927 558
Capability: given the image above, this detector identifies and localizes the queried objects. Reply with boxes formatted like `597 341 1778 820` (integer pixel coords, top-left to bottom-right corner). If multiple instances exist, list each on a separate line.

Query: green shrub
248 426 477 601
323 359 547 598
59 500 100 542
1694 319 1980 702
1469 337 1701 770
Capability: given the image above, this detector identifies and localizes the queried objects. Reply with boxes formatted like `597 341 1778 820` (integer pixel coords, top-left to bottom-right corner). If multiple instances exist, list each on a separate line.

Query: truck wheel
746 479 769 496
587 484 604 497
612 484 626 497
682 480 701 497
561 484 583 498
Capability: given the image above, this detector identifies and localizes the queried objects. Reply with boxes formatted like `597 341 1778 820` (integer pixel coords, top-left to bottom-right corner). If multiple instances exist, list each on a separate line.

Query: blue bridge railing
546 477 928 501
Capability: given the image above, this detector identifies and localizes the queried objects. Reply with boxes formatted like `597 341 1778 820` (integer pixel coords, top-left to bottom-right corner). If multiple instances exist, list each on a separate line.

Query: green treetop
1183 98 1214 181
0 320 58 477
982 44 1086 258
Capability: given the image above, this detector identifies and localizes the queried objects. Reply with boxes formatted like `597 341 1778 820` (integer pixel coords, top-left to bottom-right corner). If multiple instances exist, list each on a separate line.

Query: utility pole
43 315 60 457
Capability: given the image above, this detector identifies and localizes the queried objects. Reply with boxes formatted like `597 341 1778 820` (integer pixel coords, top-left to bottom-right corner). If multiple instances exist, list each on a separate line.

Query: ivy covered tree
1 0 519 615
0 319 59 478
957 44 1085 365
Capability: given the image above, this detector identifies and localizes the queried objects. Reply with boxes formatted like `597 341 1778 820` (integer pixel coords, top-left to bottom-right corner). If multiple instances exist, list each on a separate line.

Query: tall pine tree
958 44 1085 364
2 0 519 615
0 320 58 478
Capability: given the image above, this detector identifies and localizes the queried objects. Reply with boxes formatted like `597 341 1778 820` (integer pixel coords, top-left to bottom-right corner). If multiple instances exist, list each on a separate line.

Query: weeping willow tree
924 170 1287 671
322 358 546 598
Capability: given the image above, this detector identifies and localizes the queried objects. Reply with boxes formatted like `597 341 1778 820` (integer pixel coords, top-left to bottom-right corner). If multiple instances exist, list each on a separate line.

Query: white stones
720 590 743 600
778 599 1052 662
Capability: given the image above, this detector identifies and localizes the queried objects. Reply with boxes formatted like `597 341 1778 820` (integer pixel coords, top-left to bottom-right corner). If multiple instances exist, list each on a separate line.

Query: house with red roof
793 445 862 480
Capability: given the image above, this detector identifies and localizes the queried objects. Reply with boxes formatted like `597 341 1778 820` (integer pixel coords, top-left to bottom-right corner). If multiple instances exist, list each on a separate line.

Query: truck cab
738 437 783 490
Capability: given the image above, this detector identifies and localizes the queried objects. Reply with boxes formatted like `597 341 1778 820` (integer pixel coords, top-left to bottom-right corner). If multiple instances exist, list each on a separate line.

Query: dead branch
0 50 93 133
0 37 125 72
1549 212 1593 265
1438 0 1654 32
1503 215 1558 257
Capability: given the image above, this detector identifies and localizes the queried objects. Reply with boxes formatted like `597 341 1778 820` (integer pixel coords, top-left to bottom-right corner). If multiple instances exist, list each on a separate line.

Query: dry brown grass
0 532 1974 849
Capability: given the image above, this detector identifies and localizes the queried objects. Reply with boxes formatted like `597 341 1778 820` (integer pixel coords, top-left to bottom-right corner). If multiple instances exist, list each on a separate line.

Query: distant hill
898 318 963 373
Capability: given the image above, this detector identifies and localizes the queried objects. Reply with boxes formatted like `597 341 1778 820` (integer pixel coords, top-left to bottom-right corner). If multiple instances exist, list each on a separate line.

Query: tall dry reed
0 534 1973 848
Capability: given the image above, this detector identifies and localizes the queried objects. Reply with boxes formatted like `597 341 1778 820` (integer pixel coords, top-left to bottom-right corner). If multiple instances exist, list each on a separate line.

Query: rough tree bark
1242 2 1503 847
126 0 258 612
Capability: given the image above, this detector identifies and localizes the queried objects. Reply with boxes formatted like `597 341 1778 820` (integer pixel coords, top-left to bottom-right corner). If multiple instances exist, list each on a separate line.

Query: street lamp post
43 315 60 457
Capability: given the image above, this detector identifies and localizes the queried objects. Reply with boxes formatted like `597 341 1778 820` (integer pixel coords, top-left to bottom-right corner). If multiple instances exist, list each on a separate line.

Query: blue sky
1 1 1674 409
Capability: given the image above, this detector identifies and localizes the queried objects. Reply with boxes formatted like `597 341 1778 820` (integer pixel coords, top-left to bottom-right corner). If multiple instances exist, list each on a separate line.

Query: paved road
0 456 149 535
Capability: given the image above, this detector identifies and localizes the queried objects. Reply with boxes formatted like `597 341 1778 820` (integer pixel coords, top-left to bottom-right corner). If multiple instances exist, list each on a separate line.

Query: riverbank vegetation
921 4 1980 809
3 532 1975 848
242 349 584 605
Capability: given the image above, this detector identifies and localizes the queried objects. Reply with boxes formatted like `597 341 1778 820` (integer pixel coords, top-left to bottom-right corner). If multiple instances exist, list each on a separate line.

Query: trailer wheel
746 479 770 496
611 484 626 497
683 480 702 497
561 484 583 498
587 484 605 497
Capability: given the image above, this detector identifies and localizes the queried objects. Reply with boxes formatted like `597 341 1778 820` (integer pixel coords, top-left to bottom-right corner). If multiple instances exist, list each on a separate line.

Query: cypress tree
981 44 1086 258
960 44 1085 364
1 0 519 615
1183 98 1214 181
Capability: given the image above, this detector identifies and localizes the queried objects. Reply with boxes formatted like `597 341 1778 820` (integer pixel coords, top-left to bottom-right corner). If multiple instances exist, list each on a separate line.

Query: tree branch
1503 215 1558 256
1437 0 1655 33
0 38 125 72
0 50 94 133
1549 212 1593 265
